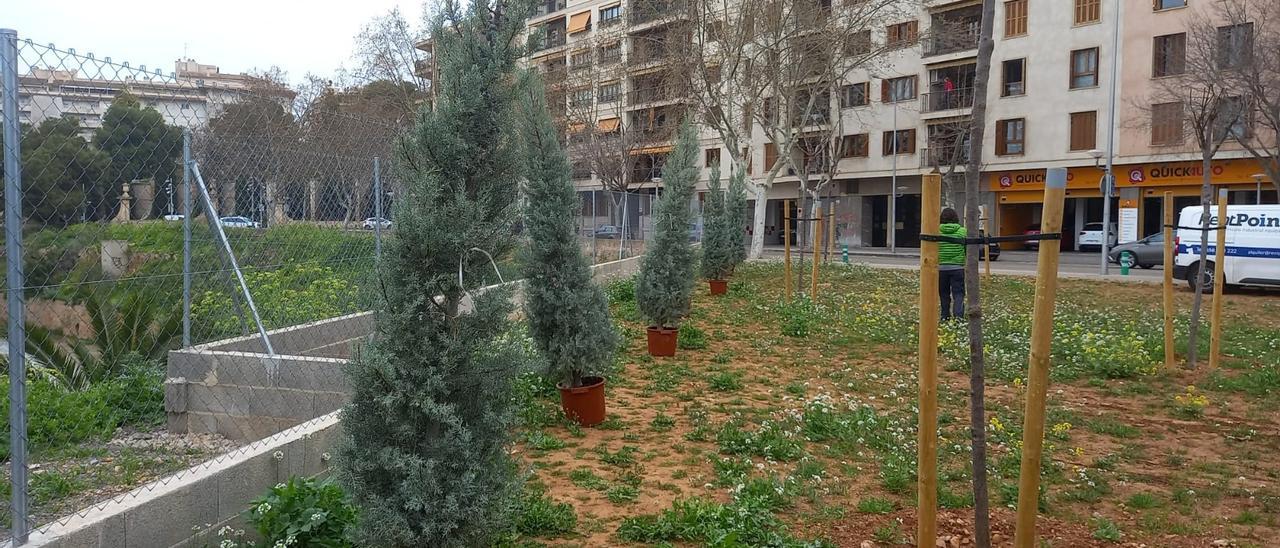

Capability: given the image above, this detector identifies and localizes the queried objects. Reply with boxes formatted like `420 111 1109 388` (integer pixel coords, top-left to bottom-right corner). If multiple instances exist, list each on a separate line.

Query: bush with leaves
248 477 357 548
518 74 618 388
635 120 699 329
334 1 530 546
700 168 736 281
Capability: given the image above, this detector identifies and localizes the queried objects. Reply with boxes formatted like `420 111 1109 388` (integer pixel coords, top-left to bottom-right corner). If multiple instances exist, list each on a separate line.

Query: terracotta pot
646 326 678 357
708 279 728 295
558 376 606 427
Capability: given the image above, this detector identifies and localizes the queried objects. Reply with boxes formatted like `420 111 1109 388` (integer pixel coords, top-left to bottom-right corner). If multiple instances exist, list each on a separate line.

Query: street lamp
1252 173 1266 205
1088 148 1114 275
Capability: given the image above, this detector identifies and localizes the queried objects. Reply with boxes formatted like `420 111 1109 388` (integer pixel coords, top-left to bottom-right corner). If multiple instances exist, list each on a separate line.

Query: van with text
1173 204 1280 292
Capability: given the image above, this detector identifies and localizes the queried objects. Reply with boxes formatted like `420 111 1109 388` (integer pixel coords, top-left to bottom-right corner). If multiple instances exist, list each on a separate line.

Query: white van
1174 204 1280 291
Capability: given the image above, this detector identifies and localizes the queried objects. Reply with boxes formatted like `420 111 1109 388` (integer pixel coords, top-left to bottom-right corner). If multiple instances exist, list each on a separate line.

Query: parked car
362 217 392 230
593 225 623 239
1174 204 1280 292
219 216 259 228
1108 233 1164 269
1022 225 1042 250
162 214 184 222
1077 222 1117 251
979 230 1000 261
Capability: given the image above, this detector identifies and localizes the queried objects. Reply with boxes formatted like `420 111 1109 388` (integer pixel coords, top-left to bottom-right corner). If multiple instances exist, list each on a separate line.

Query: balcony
629 0 686 26
628 85 686 105
533 0 567 18
922 30 979 57
919 146 970 168
924 5 981 57
921 87 974 113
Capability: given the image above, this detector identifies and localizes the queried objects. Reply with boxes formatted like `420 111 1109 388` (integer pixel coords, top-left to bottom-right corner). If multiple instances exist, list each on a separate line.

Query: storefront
989 158 1271 250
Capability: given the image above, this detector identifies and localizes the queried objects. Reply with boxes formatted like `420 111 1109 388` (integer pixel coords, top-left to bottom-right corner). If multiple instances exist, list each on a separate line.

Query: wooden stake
1209 189 1228 370
811 212 823 300
827 202 836 262
1163 192 1176 370
784 200 792 302
917 173 942 548
981 210 992 278
1013 168 1068 548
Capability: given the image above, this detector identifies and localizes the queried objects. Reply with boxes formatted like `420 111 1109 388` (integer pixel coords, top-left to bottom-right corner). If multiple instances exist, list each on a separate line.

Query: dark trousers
939 268 965 321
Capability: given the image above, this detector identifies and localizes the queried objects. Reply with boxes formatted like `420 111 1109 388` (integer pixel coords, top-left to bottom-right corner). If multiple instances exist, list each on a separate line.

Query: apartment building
11 59 279 139
419 0 1270 249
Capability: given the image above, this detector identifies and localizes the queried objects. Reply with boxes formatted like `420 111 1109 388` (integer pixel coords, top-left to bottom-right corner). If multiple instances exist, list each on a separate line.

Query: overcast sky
3 0 427 85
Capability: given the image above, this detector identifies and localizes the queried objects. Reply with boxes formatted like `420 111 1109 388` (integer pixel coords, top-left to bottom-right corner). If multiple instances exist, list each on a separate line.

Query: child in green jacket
938 208 966 321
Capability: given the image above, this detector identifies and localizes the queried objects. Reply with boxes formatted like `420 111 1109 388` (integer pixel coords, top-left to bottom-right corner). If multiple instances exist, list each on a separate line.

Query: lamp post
1088 148 1113 275
1253 173 1266 204
890 98 899 253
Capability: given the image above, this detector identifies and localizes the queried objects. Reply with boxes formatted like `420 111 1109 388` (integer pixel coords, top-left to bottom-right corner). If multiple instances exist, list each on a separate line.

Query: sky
3 0 427 85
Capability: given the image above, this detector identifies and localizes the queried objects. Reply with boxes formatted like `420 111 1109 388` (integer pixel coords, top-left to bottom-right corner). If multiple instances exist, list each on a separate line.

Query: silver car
1108 232 1165 269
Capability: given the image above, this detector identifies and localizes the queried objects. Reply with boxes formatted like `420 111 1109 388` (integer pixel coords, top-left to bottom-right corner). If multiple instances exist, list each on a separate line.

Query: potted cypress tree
635 119 699 356
701 168 734 295
334 2 528 545
518 74 619 426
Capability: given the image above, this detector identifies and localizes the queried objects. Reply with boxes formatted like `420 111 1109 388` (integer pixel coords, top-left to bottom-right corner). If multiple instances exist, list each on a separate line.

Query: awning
631 145 674 155
598 117 620 132
567 122 586 133
568 11 591 34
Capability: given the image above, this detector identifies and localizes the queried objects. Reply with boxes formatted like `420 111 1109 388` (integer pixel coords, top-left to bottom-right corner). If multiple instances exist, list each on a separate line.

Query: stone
861 542 875 548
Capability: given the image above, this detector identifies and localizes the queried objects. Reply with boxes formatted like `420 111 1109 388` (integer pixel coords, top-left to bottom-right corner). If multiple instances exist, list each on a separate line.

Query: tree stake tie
458 247 506 310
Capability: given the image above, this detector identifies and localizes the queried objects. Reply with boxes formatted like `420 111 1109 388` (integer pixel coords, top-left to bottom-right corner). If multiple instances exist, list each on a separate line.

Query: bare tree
1139 5 1252 369
672 0 903 258
1213 0 1280 196
352 8 430 120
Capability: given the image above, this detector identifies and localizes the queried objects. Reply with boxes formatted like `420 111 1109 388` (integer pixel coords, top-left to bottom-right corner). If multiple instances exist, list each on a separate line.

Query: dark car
1108 232 1165 269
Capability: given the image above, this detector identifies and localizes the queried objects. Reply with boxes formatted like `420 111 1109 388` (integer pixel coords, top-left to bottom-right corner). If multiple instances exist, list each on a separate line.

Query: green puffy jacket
938 223 966 265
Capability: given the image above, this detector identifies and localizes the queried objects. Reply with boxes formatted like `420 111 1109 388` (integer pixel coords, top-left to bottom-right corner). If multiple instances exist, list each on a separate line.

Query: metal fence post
590 189 597 264
182 129 192 348
373 156 382 262
2 27 31 545
619 192 629 261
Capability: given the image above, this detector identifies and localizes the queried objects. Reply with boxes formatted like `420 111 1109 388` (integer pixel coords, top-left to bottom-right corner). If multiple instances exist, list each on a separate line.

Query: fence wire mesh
0 32 704 543
0 35 408 541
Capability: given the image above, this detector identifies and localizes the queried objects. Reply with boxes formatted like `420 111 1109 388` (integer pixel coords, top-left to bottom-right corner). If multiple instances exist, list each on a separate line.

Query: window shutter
996 120 1007 155
887 24 898 45
906 130 916 153
907 21 919 41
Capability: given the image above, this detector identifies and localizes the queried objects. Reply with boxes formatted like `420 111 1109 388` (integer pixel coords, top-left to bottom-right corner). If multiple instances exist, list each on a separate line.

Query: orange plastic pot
708 279 728 295
646 326 678 357
558 376 606 427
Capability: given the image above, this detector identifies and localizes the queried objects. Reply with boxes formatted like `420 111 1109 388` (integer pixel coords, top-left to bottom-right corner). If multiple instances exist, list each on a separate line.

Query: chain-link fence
576 189 704 264
0 32 410 542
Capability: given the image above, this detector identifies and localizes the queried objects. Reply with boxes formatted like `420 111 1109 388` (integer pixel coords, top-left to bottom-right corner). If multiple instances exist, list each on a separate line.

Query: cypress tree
727 166 749 270
334 1 528 545
635 119 699 328
518 75 618 388
701 168 735 281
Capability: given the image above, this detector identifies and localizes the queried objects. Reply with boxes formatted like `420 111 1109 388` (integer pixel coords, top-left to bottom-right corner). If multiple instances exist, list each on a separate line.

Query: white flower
257 502 272 514
311 512 324 522
321 452 332 462
273 450 285 461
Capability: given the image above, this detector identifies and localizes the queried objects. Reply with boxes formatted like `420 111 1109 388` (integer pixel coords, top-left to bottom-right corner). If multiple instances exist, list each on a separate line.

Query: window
598 82 620 103
1152 33 1186 77
598 41 621 64
840 82 869 108
571 49 592 70
840 133 869 158
705 148 721 167
1216 96 1249 140
844 30 872 56
764 143 778 168
571 161 592 180
885 21 919 49
570 87 592 107
1000 58 1026 97
1004 0 1027 37
599 4 621 25
1070 48 1099 89
996 118 1025 155
1217 23 1254 69
881 129 916 155
1151 102 1184 145
881 76 917 103
1069 111 1097 151
1075 0 1100 24
1154 0 1186 10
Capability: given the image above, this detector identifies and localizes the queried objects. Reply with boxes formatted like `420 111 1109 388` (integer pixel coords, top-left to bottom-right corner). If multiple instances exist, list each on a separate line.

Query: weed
872 520 905 544
606 484 639 504
1231 510 1261 525
708 371 744 392
716 420 805 461
1091 516 1122 542
597 445 638 467
1086 417 1140 439
650 412 676 432
598 415 627 430
514 486 577 537
856 497 895 514
569 468 608 491
784 382 806 396
1126 492 1160 509
525 431 566 452
677 323 708 350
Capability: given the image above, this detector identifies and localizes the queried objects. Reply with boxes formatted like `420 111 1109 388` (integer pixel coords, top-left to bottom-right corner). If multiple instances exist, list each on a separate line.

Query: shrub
248 477 356 547
635 121 699 329
513 486 577 537
700 168 735 281
677 323 707 350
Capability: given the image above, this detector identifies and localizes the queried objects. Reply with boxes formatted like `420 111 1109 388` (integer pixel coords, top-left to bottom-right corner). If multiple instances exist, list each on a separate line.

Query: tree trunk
960 1 997 546
750 183 768 259
1186 150 1213 369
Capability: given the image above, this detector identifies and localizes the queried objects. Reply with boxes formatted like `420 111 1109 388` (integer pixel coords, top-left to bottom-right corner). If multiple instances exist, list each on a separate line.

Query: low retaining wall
12 256 641 548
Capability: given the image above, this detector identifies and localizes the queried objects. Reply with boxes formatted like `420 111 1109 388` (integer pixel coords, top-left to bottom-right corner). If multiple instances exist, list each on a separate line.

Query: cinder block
210 353 272 387
51 512 125 548
164 378 188 413
167 352 213 383
312 392 349 416
187 385 254 417
217 414 297 441
216 451 278 519
252 388 317 421
275 359 348 392
185 411 219 435
166 412 188 434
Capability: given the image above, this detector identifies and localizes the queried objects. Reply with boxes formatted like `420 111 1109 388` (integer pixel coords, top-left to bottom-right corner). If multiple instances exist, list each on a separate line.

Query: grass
856 497 896 514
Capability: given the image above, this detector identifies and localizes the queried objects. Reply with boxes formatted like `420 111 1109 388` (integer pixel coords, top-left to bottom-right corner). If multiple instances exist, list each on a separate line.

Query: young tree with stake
334 0 528 544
